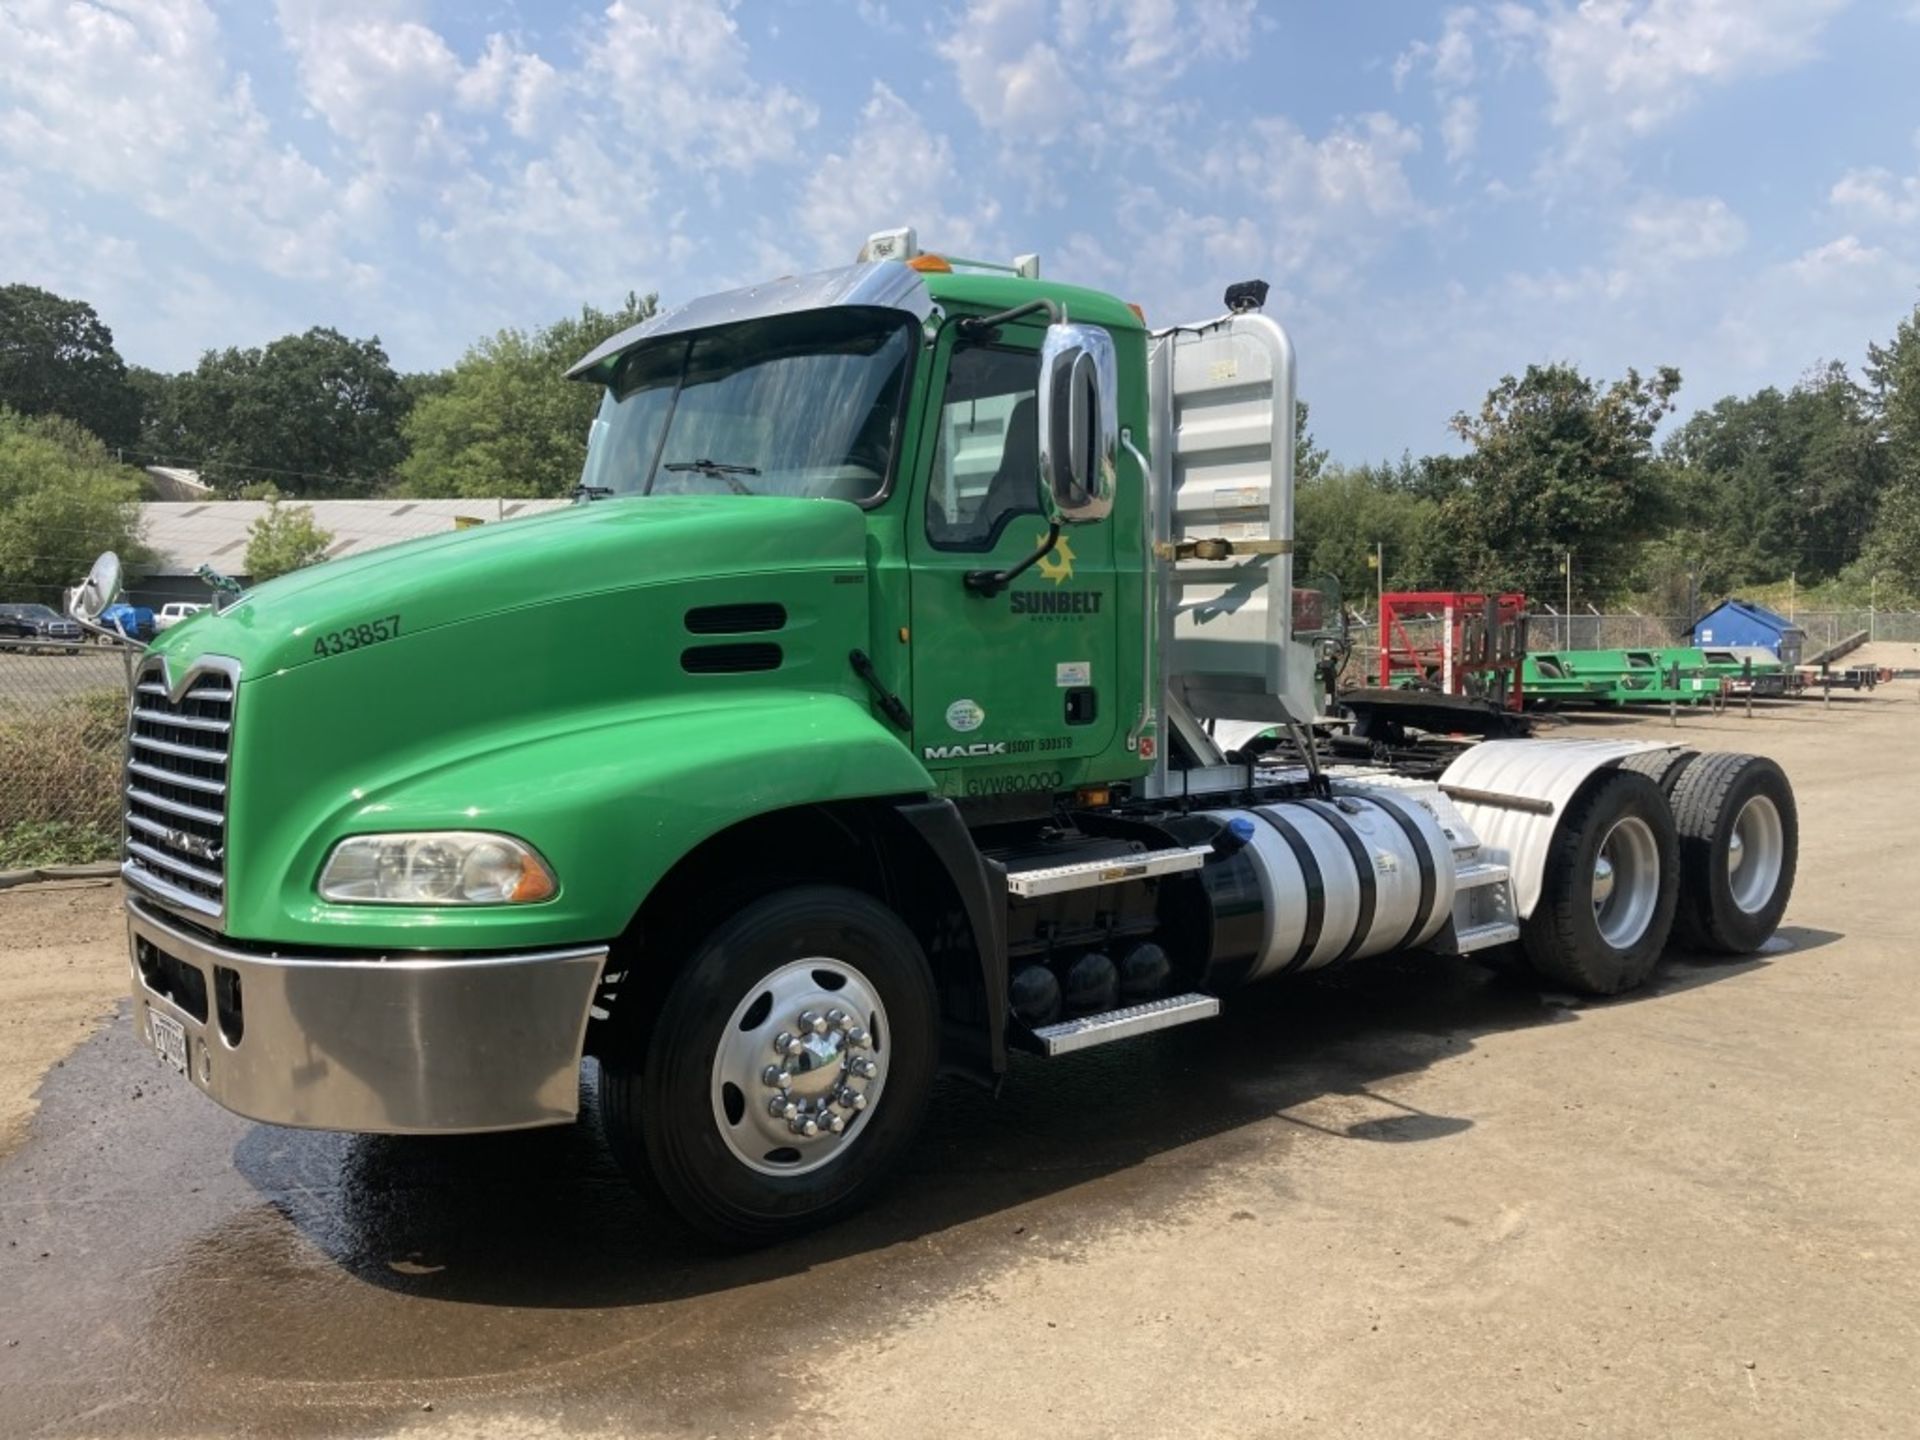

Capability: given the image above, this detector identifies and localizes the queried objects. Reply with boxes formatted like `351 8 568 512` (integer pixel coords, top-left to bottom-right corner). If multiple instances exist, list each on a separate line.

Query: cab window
925 345 1041 551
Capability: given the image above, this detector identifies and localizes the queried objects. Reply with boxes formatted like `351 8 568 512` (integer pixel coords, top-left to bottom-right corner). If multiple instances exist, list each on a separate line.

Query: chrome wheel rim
711 958 887 1177
1592 815 1660 949
1728 795 1784 915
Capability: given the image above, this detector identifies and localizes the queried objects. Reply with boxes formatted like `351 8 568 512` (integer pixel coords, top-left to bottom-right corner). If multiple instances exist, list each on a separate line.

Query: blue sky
3 0 1918 461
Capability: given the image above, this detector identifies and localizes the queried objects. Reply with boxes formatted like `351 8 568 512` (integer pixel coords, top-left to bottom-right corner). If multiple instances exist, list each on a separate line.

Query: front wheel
601 885 939 1247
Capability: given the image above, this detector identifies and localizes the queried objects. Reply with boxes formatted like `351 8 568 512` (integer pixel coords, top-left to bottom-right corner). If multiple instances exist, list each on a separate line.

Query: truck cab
74 231 1801 1245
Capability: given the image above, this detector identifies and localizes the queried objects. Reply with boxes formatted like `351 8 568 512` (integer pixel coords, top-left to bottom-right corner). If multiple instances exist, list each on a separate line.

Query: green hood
151 495 869 677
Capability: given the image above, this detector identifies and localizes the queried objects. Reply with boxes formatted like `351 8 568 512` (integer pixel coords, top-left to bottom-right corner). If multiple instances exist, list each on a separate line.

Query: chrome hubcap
712 959 886 1176
1592 815 1659 950
1728 795 1784 915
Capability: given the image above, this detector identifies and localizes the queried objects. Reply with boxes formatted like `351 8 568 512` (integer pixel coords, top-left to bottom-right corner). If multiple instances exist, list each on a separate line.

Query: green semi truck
70 231 1800 1245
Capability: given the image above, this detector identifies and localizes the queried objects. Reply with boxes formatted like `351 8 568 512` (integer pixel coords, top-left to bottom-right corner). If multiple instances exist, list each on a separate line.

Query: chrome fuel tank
1198 793 1457 985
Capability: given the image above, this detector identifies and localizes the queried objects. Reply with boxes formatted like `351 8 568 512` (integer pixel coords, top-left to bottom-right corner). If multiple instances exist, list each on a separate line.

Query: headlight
317 831 558 905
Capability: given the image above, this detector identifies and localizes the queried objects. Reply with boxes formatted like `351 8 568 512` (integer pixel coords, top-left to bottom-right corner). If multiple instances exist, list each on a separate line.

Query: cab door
906 328 1119 799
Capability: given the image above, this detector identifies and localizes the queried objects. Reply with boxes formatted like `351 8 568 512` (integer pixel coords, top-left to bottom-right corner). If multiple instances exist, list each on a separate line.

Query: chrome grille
124 659 236 921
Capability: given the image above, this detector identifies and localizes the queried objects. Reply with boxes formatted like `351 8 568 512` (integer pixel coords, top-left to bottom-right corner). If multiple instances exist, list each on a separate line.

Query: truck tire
1617 747 1695 796
601 885 939 1247
1667 752 1796 954
1520 770 1679 995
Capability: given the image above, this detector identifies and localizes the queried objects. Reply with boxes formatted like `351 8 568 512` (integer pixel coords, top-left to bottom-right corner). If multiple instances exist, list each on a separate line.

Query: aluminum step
1453 859 1511 891
1005 844 1212 899
1032 993 1221 1056
1451 919 1521 954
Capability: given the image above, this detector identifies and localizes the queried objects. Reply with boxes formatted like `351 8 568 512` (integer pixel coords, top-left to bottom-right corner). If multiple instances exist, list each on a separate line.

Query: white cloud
587 0 817 171
938 0 1083 142
792 84 1000 267
1395 8 1480 166
1052 111 1430 324
939 0 1257 143
1441 95 1481 167
1497 0 1851 158
1616 193 1748 265
0 0 352 281
1830 166 1920 226
1205 113 1428 244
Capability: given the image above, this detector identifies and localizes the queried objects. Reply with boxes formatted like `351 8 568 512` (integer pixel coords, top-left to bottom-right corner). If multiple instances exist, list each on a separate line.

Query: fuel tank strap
1360 792 1440 952
1298 800 1377 966
1249 806 1324 974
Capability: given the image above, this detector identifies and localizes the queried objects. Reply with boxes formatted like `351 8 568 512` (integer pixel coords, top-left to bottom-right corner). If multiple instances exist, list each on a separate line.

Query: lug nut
847 1026 870 1048
774 1031 794 1055
768 1095 790 1117
850 1091 868 1111
803 1010 829 1035
827 1008 847 1027
784 1036 805 1057
827 1114 846 1134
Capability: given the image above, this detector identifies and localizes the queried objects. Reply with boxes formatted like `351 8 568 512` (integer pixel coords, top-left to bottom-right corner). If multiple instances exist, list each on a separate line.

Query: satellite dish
66 550 124 623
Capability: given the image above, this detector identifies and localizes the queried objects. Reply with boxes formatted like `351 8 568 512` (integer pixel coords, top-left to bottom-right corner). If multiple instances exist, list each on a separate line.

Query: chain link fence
0 638 137 870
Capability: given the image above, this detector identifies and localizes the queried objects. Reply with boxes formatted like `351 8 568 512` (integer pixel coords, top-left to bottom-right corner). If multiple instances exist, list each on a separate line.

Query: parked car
99 602 157 642
0 601 84 653
154 602 208 631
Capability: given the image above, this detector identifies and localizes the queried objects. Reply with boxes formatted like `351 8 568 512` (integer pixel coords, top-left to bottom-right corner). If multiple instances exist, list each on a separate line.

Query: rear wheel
601 885 939 1247
1668 752 1796 953
1520 770 1680 995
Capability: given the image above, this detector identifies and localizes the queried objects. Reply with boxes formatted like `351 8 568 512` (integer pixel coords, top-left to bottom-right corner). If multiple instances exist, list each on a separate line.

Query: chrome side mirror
66 551 123 624
1037 322 1117 524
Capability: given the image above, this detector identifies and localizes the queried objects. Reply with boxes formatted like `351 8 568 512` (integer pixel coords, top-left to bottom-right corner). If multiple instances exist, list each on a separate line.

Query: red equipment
1377 592 1529 712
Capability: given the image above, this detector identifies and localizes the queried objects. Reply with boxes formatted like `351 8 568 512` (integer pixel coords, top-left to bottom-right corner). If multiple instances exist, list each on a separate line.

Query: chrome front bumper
126 899 608 1134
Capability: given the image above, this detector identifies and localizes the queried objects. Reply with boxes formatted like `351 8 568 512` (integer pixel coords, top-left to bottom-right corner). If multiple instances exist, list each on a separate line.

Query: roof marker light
860 226 918 263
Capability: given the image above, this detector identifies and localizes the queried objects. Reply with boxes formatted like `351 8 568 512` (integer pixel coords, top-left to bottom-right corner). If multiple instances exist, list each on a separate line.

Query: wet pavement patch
1 958 1597 1437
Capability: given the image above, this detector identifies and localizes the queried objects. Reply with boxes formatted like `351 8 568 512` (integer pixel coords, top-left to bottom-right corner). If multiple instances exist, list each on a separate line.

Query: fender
1439 739 1681 919
893 797 1009 1078
232 689 936 949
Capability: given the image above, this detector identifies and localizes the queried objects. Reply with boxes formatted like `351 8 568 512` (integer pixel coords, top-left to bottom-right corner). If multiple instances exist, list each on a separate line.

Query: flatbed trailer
1525 649 1723 706
71 233 1800 1245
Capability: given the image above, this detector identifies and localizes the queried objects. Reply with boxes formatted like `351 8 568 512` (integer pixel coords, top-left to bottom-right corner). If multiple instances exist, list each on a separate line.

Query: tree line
3 278 1920 607
1295 308 1920 614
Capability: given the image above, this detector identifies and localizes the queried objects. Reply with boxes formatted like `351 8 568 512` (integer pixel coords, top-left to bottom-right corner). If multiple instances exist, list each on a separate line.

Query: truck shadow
231 924 1839 1312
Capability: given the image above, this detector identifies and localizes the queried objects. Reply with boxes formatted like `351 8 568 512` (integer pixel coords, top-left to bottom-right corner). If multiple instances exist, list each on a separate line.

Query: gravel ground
2 686 1916 1439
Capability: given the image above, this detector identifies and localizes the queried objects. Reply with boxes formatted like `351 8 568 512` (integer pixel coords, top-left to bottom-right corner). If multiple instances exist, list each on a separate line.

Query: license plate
148 1009 188 1075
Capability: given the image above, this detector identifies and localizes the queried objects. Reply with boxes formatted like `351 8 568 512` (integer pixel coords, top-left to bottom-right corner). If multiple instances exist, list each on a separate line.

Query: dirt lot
3 689 1917 1439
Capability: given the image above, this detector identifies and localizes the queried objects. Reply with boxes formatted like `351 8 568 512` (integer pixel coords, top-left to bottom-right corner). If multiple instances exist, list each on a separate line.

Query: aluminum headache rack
1146 308 1318 743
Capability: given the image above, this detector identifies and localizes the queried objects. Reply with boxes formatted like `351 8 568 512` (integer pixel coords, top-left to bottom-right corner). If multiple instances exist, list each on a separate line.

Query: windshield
578 308 915 503
16 604 59 620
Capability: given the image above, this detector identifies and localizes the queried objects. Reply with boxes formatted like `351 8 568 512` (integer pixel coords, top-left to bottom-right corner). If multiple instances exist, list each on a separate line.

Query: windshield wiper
570 483 614 503
662 458 761 495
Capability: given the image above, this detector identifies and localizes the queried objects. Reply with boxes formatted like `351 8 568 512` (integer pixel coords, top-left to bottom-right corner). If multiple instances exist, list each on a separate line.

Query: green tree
0 408 148 603
170 327 411 496
1854 303 1920 601
1294 400 1328 486
1440 363 1682 605
1663 361 1887 585
1866 302 1920 463
398 293 658 498
1295 463 1451 607
0 285 140 449
244 496 333 581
